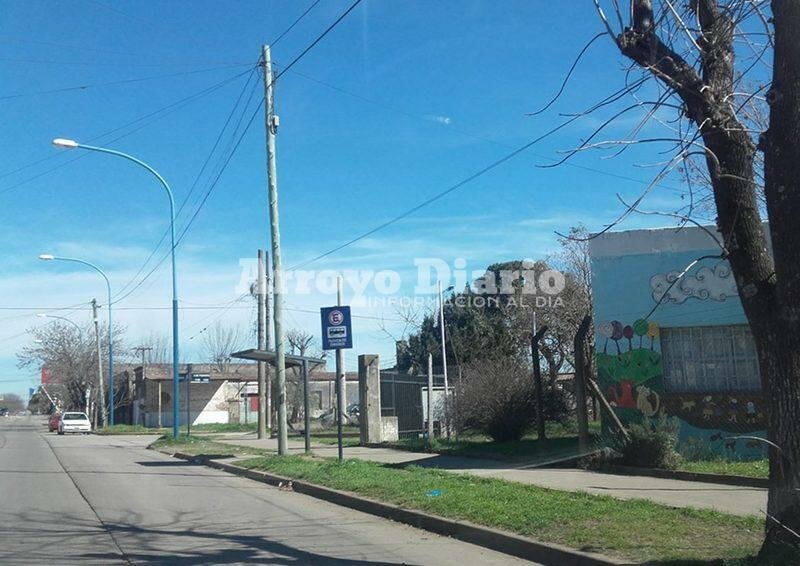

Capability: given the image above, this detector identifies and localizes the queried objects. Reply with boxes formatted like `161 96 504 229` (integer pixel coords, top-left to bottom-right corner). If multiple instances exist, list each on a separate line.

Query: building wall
142 380 234 428
590 226 766 460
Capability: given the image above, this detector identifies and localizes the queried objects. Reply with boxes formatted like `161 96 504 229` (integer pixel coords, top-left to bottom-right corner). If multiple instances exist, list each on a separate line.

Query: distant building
127 363 358 428
590 225 766 459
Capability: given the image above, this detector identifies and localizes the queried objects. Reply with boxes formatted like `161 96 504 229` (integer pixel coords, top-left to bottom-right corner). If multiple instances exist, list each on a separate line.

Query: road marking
41 432 133 565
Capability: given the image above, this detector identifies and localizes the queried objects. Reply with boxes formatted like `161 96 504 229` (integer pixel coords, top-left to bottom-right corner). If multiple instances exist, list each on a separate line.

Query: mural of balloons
611 320 623 354
598 321 614 354
633 318 648 348
623 325 634 350
647 321 660 350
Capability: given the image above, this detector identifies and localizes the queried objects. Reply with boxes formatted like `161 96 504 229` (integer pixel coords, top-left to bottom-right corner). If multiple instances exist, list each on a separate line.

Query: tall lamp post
52 137 181 438
39 254 115 424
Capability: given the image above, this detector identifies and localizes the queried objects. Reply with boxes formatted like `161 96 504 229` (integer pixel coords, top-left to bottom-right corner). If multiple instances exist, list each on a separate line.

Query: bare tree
286 329 314 357
17 321 125 424
0 393 25 413
201 322 245 373
565 1 800 554
137 332 171 364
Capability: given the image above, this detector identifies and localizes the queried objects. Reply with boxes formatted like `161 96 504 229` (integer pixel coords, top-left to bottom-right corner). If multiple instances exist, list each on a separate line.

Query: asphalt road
0 416 531 565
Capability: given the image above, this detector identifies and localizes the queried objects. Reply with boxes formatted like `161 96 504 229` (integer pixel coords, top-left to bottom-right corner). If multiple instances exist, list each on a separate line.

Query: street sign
320 305 352 350
181 373 210 383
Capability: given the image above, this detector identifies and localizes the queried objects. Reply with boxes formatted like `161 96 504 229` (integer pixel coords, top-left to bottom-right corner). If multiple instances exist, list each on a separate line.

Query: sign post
321 302 353 461
180 364 211 436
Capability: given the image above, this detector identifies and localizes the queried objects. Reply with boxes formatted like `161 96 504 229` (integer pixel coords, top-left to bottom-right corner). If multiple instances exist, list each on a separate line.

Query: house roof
135 362 355 382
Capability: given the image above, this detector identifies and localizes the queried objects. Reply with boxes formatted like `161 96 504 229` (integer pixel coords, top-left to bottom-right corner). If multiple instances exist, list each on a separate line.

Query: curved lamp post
36 312 82 336
53 138 181 438
39 254 114 424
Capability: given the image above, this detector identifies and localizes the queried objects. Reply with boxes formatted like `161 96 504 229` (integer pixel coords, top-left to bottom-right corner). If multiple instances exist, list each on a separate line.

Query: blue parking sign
320 306 352 350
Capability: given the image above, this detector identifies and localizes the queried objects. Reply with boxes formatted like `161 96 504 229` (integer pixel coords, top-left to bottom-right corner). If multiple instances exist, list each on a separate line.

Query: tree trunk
759 0 800 551
613 1 800 554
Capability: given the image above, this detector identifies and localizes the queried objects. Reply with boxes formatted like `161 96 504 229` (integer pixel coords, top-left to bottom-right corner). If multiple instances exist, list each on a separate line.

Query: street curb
168 451 627 566
596 464 768 488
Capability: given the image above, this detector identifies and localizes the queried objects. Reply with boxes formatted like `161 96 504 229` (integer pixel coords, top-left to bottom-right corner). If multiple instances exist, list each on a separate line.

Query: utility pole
185 363 193 436
531 312 548 441
264 249 272 432
336 275 345 461
262 44 288 455
437 281 449 438
257 249 267 439
91 299 107 427
427 352 434 446
133 346 152 427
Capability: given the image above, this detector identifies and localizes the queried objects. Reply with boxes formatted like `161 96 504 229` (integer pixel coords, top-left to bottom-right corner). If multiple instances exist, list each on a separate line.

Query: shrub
454 357 537 442
679 435 718 462
612 414 681 470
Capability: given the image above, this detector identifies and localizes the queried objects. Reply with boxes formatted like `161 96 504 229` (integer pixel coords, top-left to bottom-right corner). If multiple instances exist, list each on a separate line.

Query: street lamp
39 254 114 423
36 313 82 336
53 137 181 438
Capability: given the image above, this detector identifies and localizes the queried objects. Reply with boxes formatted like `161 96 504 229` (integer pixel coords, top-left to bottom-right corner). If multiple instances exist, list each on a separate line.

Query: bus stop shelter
231 349 325 452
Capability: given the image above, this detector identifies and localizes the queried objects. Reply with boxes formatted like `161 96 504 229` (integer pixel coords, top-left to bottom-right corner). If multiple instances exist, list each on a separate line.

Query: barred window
660 325 760 392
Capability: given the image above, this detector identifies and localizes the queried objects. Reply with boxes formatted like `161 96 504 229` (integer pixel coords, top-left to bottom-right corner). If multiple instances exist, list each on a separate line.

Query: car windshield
62 413 87 421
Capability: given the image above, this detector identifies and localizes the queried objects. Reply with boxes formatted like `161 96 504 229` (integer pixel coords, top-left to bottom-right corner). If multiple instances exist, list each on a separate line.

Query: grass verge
191 422 257 433
303 426 360 447
678 458 769 479
386 421 602 463
151 434 270 457
96 424 167 435
230 452 763 563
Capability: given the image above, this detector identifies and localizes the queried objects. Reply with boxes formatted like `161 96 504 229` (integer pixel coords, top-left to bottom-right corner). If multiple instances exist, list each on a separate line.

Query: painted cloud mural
650 262 738 304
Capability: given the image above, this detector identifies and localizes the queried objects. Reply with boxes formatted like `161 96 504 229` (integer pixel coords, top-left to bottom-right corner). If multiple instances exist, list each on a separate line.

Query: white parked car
58 412 91 435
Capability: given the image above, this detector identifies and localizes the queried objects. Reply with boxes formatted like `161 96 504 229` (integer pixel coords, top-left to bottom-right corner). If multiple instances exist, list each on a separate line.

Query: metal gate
380 370 444 438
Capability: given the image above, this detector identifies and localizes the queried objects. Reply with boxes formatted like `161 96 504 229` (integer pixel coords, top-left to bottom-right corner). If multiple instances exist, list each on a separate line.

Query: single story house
590 225 766 459
130 363 358 428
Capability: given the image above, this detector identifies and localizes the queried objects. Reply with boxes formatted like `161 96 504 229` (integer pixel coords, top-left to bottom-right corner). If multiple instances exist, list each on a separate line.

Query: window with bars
660 325 760 392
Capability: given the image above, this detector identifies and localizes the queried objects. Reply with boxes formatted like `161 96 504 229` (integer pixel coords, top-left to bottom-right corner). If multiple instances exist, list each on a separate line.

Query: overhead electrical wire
0 63 254 101
109 0 364 311
0 0 362 330
0 66 255 193
110 65 261 300
175 1 365 340
271 0 322 47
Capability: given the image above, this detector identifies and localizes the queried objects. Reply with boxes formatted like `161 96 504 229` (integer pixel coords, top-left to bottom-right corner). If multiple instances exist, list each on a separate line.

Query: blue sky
0 0 696 397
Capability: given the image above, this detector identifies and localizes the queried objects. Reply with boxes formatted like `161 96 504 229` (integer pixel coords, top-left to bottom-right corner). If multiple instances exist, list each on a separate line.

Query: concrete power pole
262 44 288 455
264 249 272 431
438 281 449 438
427 352 434 445
92 299 107 428
133 346 152 427
257 248 267 439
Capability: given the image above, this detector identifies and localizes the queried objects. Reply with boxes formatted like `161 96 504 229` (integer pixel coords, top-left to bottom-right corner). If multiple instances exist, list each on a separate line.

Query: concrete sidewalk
218 434 767 518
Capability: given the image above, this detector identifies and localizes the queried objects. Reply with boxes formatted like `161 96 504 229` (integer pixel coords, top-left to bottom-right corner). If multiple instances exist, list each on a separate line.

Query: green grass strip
234 453 763 563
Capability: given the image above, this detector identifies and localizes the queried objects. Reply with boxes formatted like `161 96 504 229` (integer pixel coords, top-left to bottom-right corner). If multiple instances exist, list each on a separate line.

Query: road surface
0 416 531 565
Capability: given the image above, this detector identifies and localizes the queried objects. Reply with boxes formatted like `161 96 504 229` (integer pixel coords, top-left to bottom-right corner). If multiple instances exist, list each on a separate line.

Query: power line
0 63 253 101
0 67 255 194
271 0 322 47
109 0 365 308
280 64 689 198
287 116 588 272
0 0 365 325
110 65 261 300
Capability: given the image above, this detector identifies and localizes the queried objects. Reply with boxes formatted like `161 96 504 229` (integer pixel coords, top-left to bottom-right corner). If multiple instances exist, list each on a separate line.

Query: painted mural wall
590 227 766 460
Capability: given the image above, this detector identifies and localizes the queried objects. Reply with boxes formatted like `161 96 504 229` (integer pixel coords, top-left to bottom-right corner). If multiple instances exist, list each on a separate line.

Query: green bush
612 415 681 469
